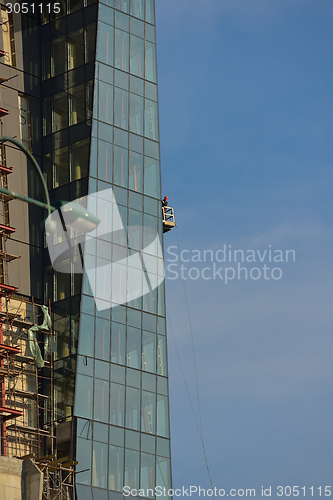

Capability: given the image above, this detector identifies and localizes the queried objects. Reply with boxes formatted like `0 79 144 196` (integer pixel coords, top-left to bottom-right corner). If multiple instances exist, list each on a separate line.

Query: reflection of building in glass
0 2 172 499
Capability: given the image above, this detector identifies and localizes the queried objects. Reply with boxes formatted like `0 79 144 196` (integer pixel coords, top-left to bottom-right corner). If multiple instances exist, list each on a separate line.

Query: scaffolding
0 121 76 499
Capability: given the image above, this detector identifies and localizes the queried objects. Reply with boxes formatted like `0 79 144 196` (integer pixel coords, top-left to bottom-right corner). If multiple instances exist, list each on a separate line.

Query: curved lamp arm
0 136 51 217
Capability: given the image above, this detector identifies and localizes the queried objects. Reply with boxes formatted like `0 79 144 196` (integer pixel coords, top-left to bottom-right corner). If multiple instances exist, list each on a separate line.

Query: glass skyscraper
0 1 172 498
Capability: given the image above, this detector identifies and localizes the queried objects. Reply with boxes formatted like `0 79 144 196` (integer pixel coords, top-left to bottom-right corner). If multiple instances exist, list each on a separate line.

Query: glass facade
36 0 172 498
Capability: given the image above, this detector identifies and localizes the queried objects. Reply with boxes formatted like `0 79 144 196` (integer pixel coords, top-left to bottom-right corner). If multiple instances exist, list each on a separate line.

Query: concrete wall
0 456 23 500
0 456 43 500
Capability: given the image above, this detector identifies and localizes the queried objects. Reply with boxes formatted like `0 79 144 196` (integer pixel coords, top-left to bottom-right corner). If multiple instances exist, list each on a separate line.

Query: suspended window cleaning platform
163 206 176 233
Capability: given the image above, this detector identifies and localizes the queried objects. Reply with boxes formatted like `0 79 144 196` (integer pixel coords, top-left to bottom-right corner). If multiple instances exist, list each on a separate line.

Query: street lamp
0 136 99 234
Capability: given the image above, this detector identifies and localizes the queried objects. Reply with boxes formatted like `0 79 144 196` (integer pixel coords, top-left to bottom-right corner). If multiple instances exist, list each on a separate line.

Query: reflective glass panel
98 140 113 183
114 145 128 188
125 387 140 430
114 88 129 130
110 382 125 426
125 449 139 489
142 331 156 373
140 452 155 494
126 326 141 369
76 438 92 485
75 374 93 419
130 35 144 78
157 394 169 438
144 157 160 198
97 23 114 66
157 335 167 376
109 445 124 491
94 378 109 422
95 318 111 361
115 29 129 72
99 81 113 125
130 0 143 20
144 99 158 141
141 390 155 434
92 441 108 488
130 94 143 136
111 322 126 365
144 41 156 83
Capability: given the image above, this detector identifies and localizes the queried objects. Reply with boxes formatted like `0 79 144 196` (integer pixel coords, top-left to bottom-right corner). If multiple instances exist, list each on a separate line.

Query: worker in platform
162 196 168 209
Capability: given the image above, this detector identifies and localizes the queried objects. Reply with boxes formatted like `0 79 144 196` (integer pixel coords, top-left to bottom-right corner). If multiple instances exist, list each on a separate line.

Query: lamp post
0 136 52 216
0 136 99 232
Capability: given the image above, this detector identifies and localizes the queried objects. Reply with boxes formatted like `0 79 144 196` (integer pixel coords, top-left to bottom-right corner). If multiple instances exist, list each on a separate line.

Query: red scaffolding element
0 165 12 175
0 50 4 58
0 108 9 118
0 406 22 422
0 284 18 295
0 344 20 356
0 224 15 235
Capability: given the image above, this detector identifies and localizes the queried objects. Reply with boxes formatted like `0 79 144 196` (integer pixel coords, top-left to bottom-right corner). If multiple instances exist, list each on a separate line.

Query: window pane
115 29 129 72
70 138 89 181
99 81 113 124
145 0 155 24
130 35 144 78
144 99 158 140
131 0 143 19
125 449 139 489
158 282 165 317
144 41 156 83
98 140 113 183
92 441 108 488
95 318 110 361
129 151 143 192
111 322 126 365
69 84 85 126
144 157 160 198
110 382 125 426
76 438 92 485
130 94 143 136
74 374 93 419
156 395 169 438
85 23 96 63
140 452 155 494
52 36 66 76
78 314 95 357
109 445 124 491
141 391 155 434
97 23 114 66
142 331 156 373
53 92 68 132
157 335 167 376
156 457 171 490
94 378 109 422
54 146 69 187
114 87 128 130
115 0 129 12
68 28 84 69
114 145 128 187
126 387 140 430
126 326 141 369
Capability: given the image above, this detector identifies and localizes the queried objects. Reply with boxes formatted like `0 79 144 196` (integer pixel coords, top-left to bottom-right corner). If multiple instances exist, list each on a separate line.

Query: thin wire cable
162 145 215 496
167 310 215 497
161 145 203 437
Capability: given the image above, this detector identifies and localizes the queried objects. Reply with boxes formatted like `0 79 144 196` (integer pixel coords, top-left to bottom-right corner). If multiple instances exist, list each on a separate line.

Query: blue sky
155 0 333 496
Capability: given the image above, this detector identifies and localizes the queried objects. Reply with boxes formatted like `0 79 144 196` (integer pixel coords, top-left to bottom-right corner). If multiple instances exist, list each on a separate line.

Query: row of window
81 267 165 315
76 440 171 495
95 83 159 140
97 25 157 83
42 24 96 79
78 315 167 374
75 372 169 435
41 0 155 26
